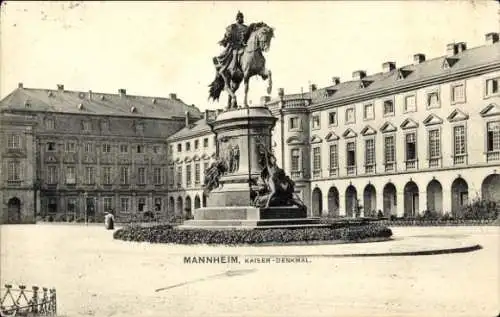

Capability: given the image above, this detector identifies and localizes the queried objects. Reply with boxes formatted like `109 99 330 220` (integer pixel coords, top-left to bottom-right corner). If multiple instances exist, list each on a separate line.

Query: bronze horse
209 22 274 109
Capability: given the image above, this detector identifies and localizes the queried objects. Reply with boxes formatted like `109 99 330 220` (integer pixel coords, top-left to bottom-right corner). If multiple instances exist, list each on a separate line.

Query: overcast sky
1 1 498 111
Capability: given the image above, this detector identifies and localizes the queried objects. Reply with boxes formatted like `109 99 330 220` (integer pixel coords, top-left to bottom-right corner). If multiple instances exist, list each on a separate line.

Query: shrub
462 199 499 220
66 214 75 222
113 224 392 245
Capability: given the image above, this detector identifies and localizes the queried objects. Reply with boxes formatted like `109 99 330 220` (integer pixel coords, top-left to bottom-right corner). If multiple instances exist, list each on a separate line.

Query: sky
1 1 498 112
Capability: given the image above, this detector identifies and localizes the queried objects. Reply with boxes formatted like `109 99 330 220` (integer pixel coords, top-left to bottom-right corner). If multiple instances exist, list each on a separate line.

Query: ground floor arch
7 197 21 224
426 179 443 215
194 195 201 209
383 183 397 217
311 187 323 217
404 181 419 217
169 197 175 215
327 186 339 217
451 178 468 216
345 185 358 217
363 184 376 217
185 196 192 218
482 174 500 202
176 197 183 215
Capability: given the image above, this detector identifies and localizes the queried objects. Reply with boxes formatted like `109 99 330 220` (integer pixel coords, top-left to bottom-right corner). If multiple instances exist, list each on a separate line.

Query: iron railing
0 284 56 316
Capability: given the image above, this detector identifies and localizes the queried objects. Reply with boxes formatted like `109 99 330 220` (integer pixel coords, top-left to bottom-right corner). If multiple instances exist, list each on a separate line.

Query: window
345 108 355 124
312 115 320 129
485 77 499 97
120 197 129 212
82 121 91 132
153 146 161 154
428 129 441 158
102 167 112 184
85 167 95 184
363 104 374 120
329 144 338 176
103 197 113 212
453 125 467 164
8 134 20 149
176 166 182 187
7 161 21 181
291 149 300 171
383 100 394 116
195 163 200 185
47 142 56 151
65 142 76 152
67 198 77 214
101 121 109 132
137 145 144 153
203 138 209 148
194 140 199 150
186 142 191 151
169 145 173 154
312 147 321 171
66 166 76 184
186 165 192 187
84 143 92 153
102 143 111 153
404 95 416 112
45 118 55 130
346 142 356 166
203 162 209 177
153 168 162 185
120 144 128 153
138 167 146 184
384 136 395 171
328 111 337 126
451 83 465 103
47 166 57 184
120 166 129 184
169 166 175 186
487 121 500 152
154 198 162 212
405 133 417 161
365 139 375 170
427 91 440 108
138 198 146 212
289 117 300 130
177 144 182 152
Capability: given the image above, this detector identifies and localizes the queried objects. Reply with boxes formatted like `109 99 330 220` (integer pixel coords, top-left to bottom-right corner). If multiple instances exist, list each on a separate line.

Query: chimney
485 32 499 44
382 62 396 73
413 53 426 64
57 84 64 91
456 42 467 53
260 96 271 104
18 82 23 89
446 43 458 56
352 70 366 80
88 90 93 100
331 77 340 86
169 93 177 100
309 83 317 92
278 88 285 98
185 111 190 127
118 88 126 97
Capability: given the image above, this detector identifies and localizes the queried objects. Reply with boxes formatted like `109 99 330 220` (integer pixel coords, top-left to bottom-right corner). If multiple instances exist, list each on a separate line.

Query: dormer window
137 145 144 153
383 99 394 116
45 118 55 130
130 106 137 113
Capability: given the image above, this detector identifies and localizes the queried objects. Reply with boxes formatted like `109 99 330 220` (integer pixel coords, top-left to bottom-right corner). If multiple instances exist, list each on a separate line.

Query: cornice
168 128 214 142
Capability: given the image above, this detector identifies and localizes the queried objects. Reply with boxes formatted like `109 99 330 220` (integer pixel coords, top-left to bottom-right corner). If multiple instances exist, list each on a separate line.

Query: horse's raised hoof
266 86 272 94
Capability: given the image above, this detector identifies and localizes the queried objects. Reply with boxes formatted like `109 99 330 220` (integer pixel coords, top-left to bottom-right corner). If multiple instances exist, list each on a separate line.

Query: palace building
168 32 500 218
0 85 201 223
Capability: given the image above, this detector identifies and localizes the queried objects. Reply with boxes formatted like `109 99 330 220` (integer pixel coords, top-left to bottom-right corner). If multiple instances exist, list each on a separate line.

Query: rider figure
214 11 248 73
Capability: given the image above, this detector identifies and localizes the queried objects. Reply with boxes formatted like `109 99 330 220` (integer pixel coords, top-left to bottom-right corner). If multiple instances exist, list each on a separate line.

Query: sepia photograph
0 1 499 316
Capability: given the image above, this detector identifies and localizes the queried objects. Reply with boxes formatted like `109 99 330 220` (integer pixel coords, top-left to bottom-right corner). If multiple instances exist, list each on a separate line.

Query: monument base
178 206 323 230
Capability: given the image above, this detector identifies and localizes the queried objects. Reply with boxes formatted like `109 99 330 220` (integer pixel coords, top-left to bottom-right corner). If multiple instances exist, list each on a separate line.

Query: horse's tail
208 73 225 101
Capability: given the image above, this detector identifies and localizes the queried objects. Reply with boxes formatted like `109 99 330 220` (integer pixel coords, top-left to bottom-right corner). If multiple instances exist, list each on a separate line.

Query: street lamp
83 192 88 225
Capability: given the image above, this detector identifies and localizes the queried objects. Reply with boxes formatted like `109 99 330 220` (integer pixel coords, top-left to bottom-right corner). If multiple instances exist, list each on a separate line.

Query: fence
0 284 56 316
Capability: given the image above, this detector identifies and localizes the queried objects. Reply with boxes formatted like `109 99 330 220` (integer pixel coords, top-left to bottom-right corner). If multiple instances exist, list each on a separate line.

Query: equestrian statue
209 11 274 109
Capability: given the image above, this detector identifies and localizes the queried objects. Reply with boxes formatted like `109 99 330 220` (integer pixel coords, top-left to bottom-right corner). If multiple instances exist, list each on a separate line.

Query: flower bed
113 224 393 245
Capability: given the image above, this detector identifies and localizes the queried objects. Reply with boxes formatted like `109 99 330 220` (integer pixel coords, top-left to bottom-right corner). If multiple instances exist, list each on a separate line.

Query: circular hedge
113 224 392 245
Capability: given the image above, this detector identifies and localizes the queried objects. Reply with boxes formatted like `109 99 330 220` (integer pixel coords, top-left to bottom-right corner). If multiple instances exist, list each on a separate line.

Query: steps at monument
179 217 324 230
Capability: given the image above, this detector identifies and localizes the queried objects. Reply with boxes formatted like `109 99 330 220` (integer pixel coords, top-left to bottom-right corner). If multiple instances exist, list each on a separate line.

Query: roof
0 87 202 120
168 118 212 141
269 42 500 107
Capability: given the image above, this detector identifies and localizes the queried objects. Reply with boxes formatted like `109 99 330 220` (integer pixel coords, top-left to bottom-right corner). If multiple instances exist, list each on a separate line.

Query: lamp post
33 178 41 220
83 192 88 225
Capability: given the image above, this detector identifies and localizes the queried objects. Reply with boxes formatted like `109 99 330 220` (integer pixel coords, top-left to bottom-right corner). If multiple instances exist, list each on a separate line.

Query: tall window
329 144 338 175
312 147 321 171
195 163 200 185
289 117 300 130
154 198 162 212
138 167 146 184
102 167 112 184
84 143 92 153
169 166 175 186
85 167 95 184
487 121 500 153
186 165 192 187
66 142 76 152
120 144 128 153
82 121 91 132
138 198 146 212
102 143 111 153
194 140 199 150
203 162 209 178
384 136 395 171
364 139 375 172
346 142 356 167
7 161 21 181
203 138 209 148
383 99 394 116
66 166 76 184
47 166 57 184
428 129 441 158
363 103 374 120
485 77 499 97
453 125 466 164
176 166 182 187
120 197 129 212
312 115 320 129
328 111 337 126
291 149 300 171
47 142 56 151
452 84 465 103
120 166 129 184
177 144 182 152
154 167 162 185
45 118 55 130
137 145 144 154
103 197 113 212
405 133 417 161
345 108 355 124
8 134 20 149
404 95 416 112
427 91 440 108
186 142 191 151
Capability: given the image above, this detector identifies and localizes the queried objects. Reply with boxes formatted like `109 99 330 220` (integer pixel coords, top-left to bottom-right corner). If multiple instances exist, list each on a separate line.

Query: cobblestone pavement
1 225 498 317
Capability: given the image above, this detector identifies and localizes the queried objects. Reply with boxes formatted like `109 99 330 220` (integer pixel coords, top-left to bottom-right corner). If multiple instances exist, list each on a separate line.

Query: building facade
168 32 500 219
0 84 201 223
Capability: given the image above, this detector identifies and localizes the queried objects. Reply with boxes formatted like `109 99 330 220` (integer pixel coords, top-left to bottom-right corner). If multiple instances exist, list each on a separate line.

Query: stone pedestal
181 106 312 230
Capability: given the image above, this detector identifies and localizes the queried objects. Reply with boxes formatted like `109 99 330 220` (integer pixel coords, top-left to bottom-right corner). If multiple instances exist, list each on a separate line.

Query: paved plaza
1 224 498 317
